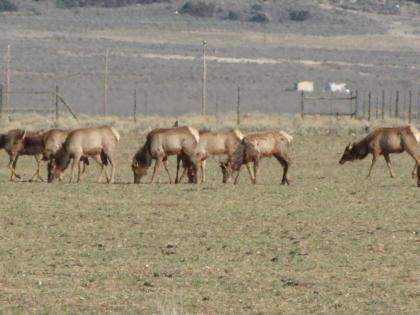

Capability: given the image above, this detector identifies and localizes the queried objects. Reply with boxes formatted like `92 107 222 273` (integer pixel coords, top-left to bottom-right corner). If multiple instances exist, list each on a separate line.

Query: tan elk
220 131 293 185
131 126 201 184
0 129 46 181
176 128 245 183
339 126 420 181
48 126 119 183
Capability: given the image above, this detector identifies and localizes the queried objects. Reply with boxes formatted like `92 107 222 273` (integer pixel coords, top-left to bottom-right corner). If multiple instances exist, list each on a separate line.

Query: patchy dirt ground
0 133 419 314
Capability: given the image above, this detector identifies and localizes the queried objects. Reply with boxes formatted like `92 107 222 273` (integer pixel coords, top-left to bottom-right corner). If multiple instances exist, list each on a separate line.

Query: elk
220 131 292 185
0 129 46 181
1 128 90 182
47 126 119 183
339 126 420 180
176 128 245 183
131 126 201 184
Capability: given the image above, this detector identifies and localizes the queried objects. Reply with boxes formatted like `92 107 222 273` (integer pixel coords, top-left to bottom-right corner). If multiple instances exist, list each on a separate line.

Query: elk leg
201 160 206 183
8 155 20 181
233 166 242 185
29 156 44 182
245 162 255 184
275 153 291 185
383 154 394 178
404 148 420 179
175 155 181 184
150 158 161 184
367 155 377 178
162 159 173 184
252 160 259 184
69 157 78 183
91 154 109 183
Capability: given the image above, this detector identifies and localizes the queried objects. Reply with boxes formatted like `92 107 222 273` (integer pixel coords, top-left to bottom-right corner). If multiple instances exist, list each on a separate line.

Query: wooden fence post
368 91 371 121
350 91 353 118
133 89 137 122
103 48 110 116
201 40 207 116
0 84 3 116
389 91 393 117
417 92 420 124
55 85 59 123
215 95 219 119
408 90 412 124
300 91 304 118
395 90 399 119
375 91 379 119
5 44 10 112
381 90 385 121
144 91 148 116
355 90 358 118
237 86 240 125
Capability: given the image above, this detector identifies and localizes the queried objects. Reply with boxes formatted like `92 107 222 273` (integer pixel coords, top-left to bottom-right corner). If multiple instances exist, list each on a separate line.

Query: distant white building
294 81 314 92
325 82 350 94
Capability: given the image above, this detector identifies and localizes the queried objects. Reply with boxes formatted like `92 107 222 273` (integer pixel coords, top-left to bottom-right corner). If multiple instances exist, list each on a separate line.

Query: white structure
295 81 314 92
325 82 350 94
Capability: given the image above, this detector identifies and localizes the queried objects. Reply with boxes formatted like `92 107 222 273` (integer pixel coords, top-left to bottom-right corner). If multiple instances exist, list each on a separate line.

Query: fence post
375 92 379 119
215 95 219 119
103 48 110 116
201 40 207 116
350 91 353 118
144 91 148 116
237 86 240 125
55 85 59 123
395 90 399 119
389 91 393 117
0 84 3 117
133 89 137 122
418 92 420 124
408 90 412 124
300 91 304 118
355 90 358 118
381 90 385 121
368 91 371 121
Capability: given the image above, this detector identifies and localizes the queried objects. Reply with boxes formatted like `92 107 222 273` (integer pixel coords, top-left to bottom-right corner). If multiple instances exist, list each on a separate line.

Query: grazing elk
0 129 46 181
131 126 201 184
2 128 90 182
220 131 293 185
176 128 245 183
339 126 420 180
48 126 119 183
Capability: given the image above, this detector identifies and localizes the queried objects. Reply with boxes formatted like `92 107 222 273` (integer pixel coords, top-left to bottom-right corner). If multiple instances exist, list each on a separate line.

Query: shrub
249 11 268 23
227 10 239 21
179 1 215 17
288 9 310 22
0 0 18 12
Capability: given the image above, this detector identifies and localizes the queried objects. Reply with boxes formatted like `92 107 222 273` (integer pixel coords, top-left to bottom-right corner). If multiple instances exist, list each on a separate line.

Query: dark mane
352 138 370 160
134 134 153 167
230 139 247 171
55 147 72 171
0 134 8 149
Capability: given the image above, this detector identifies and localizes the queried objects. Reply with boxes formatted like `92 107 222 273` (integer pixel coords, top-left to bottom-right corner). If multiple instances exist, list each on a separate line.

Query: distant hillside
2 0 420 18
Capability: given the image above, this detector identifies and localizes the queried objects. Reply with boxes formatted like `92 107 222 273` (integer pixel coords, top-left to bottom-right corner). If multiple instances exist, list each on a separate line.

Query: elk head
132 159 148 184
339 142 356 164
219 161 233 183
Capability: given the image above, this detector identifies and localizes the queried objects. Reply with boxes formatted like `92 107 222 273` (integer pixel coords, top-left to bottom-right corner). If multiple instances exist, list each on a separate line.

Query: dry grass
0 112 416 136
0 125 419 314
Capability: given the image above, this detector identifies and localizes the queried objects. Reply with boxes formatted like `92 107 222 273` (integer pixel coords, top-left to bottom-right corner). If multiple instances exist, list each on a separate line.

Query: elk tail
110 127 120 142
409 125 420 143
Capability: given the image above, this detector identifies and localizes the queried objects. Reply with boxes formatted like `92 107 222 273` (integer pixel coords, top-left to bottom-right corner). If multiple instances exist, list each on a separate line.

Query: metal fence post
55 85 59 123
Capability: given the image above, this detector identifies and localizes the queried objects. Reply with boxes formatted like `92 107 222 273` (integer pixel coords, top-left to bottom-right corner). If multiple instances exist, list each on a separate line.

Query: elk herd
0 124 419 187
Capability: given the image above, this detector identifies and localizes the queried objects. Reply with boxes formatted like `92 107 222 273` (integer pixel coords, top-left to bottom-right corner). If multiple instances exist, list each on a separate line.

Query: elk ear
132 160 139 167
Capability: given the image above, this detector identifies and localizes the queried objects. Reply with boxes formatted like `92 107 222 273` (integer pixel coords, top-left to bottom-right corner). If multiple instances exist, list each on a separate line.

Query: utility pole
201 40 207 116
103 48 110 116
5 44 11 111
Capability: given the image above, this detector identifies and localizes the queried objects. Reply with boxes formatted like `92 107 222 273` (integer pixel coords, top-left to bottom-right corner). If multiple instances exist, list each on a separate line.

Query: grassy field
0 132 419 314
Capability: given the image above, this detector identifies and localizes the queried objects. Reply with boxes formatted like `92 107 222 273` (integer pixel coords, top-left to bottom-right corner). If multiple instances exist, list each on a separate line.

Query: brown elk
47 126 119 183
131 126 201 184
1 129 46 181
176 128 245 183
339 126 420 181
220 131 293 185
1 128 90 182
